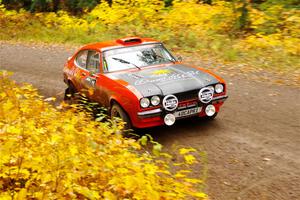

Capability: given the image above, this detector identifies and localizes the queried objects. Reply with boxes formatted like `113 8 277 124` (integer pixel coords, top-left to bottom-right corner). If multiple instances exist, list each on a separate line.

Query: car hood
108 64 219 97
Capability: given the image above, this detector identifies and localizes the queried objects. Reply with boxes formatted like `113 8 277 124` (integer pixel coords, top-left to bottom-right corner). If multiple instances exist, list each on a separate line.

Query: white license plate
175 107 201 118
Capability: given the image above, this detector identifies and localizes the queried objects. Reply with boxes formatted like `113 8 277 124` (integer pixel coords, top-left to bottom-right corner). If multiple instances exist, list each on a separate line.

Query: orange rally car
63 37 228 129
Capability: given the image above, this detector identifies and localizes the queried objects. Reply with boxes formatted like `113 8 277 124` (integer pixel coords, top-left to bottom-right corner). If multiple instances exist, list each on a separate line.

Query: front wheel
64 82 79 104
110 103 132 130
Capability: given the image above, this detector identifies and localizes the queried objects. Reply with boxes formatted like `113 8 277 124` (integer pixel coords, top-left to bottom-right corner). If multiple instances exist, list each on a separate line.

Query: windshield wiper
112 57 141 70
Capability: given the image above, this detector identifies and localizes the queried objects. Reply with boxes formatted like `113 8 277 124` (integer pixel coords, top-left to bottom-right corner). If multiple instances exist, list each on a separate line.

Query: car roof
81 37 160 52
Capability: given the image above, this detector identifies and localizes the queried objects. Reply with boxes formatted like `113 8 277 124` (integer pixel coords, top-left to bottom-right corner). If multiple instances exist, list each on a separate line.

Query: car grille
175 90 199 102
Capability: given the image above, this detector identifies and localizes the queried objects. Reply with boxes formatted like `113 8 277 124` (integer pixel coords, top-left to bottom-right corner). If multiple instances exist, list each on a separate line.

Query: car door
73 50 89 93
73 49 98 97
82 50 101 100
73 50 99 97
74 49 107 106
92 52 110 108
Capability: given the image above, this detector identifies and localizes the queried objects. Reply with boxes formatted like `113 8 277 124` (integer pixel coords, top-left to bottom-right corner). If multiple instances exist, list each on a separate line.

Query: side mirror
177 55 183 62
89 70 95 76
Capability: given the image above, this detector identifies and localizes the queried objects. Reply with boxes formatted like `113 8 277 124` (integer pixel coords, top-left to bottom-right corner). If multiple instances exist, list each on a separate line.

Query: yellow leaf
69 145 78 156
184 155 196 165
194 192 207 198
175 173 186 178
103 191 117 200
17 188 27 200
184 178 202 184
179 148 196 155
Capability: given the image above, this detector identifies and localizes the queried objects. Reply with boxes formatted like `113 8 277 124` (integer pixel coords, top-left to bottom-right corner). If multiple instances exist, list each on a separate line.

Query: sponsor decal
127 73 143 79
178 101 198 109
198 87 214 104
151 69 172 76
163 95 178 111
134 70 205 86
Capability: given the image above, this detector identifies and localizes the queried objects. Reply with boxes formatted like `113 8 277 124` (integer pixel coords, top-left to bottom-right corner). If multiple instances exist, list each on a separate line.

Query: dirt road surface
1 42 299 200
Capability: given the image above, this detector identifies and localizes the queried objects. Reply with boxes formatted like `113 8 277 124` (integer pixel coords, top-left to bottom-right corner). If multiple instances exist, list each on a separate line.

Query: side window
103 57 108 73
76 50 88 68
86 51 100 73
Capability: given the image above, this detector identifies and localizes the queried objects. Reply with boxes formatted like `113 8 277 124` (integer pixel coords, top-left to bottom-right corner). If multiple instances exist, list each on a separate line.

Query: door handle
81 72 87 76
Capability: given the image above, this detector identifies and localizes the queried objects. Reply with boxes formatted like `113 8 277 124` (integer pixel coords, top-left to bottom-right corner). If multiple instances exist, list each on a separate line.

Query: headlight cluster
140 96 161 108
214 83 224 93
151 96 160 106
140 98 150 108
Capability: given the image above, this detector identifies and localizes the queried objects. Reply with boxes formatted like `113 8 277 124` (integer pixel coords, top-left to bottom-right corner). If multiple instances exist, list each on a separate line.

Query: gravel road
1 42 300 200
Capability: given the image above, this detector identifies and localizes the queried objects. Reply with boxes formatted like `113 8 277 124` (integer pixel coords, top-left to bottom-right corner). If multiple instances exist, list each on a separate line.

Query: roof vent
116 37 142 45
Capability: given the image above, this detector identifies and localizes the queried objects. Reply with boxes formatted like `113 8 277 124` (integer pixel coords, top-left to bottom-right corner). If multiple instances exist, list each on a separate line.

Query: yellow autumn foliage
0 0 299 69
236 5 300 55
0 71 207 199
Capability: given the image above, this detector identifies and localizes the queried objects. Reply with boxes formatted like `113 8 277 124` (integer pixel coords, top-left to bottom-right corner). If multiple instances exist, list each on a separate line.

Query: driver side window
87 51 100 73
76 50 88 69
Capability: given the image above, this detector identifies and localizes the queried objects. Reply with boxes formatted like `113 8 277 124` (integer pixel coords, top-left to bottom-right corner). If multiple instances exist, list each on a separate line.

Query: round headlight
140 98 150 108
215 84 224 93
151 96 160 106
205 104 216 117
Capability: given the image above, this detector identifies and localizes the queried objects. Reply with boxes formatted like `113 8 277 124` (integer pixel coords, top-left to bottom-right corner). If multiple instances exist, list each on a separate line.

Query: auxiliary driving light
164 113 176 126
205 104 216 117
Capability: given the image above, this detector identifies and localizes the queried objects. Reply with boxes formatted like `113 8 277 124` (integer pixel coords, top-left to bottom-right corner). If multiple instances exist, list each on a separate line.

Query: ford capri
63 37 228 129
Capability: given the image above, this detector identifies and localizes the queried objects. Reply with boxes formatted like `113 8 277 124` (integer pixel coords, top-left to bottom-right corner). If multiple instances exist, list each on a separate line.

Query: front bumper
133 95 228 128
137 108 162 118
211 95 228 103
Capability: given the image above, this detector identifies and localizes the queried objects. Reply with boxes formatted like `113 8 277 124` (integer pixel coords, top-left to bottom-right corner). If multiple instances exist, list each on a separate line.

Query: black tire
64 87 72 100
64 82 79 104
110 103 132 130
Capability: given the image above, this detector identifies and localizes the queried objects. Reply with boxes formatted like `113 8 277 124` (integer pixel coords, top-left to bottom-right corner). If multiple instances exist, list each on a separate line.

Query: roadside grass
2 23 299 75
0 0 299 82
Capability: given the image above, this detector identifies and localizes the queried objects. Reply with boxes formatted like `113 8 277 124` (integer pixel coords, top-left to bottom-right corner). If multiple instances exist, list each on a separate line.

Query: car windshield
103 44 175 72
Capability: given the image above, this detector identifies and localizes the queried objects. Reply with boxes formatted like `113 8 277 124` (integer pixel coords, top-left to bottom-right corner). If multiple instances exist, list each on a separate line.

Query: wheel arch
109 98 133 127
109 98 130 119
66 79 75 87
